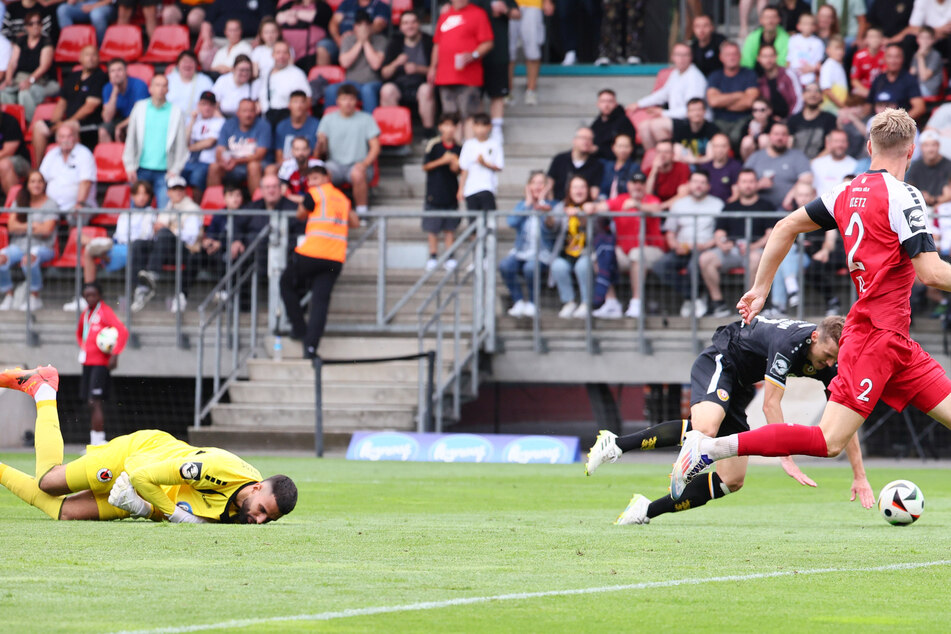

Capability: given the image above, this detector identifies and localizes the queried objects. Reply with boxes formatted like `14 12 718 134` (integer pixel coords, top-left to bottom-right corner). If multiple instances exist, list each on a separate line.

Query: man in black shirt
584 313 874 525
0 109 29 197
590 88 637 161
380 11 435 135
546 126 604 200
421 113 461 270
32 45 105 157
689 14 726 77
699 168 775 317
672 97 719 162
787 83 836 159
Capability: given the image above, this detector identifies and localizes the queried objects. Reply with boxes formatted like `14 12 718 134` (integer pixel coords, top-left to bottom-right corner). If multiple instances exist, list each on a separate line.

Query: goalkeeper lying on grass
0 366 297 523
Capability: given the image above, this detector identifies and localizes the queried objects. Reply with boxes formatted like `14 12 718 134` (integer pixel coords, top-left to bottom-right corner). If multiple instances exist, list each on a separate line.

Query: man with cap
182 90 225 194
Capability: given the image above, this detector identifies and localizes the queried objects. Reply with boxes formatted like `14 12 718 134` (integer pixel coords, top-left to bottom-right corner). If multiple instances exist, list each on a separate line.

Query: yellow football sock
95 494 130 521
34 400 64 482
0 465 64 520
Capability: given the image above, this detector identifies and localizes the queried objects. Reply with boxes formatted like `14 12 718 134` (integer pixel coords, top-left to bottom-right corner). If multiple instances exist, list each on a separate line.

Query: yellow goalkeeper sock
34 400 64 482
0 464 64 520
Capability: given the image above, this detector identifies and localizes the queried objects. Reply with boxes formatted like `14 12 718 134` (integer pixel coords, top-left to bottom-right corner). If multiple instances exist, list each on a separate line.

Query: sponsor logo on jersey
716 389 730 402
770 353 791 378
96 468 112 483
905 206 927 232
176 501 193 513
179 462 202 480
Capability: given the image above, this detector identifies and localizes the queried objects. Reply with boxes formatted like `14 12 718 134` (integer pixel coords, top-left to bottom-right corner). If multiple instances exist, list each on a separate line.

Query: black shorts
118 0 161 7
465 191 496 211
395 74 426 103
482 62 509 99
422 202 461 234
80 365 111 401
689 346 755 437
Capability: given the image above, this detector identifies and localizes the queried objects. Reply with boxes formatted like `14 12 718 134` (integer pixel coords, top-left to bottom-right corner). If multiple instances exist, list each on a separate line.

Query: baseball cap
920 130 941 143
199 91 216 104
166 175 187 189
628 172 647 183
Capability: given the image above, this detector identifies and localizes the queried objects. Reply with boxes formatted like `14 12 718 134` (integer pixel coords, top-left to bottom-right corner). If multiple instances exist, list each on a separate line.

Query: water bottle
273 334 283 362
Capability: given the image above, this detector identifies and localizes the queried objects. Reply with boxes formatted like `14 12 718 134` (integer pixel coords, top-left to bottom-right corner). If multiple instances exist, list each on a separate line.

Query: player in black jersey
584 314 875 524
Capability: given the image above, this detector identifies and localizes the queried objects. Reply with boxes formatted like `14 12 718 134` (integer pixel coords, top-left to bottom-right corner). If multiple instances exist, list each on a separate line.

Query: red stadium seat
323 106 339 116
54 25 96 64
308 65 345 84
373 106 412 147
327 0 344 9
50 226 106 268
0 226 7 249
94 142 127 183
126 63 155 85
102 184 131 209
391 0 413 24
1 104 26 136
27 102 58 145
200 186 224 210
140 25 190 64
4 184 21 208
251 188 262 201
652 67 674 92
99 25 144 62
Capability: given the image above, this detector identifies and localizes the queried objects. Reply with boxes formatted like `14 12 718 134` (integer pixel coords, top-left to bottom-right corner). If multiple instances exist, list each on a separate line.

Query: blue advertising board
346 432 580 464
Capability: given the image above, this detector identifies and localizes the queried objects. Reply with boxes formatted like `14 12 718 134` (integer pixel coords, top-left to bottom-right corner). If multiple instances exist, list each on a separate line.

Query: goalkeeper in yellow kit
0 366 297 523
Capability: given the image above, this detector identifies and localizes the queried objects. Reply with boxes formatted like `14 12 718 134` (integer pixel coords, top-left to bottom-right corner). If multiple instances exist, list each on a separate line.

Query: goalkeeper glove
107 471 152 518
168 506 208 524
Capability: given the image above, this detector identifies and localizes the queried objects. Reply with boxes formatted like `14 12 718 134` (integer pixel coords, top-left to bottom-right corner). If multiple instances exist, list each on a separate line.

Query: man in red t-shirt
428 0 494 134
643 140 691 207
76 282 129 447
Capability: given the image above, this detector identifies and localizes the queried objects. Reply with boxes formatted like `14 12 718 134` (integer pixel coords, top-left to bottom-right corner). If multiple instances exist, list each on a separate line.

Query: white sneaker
63 296 89 312
693 297 707 318
585 430 621 476
679 299 693 318
425 257 438 272
0 293 13 311
521 301 536 317
625 298 641 318
524 90 538 106
131 285 153 313
18 294 42 311
170 292 187 313
444 258 458 272
561 50 577 66
615 493 650 525
558 301 578 318
507 299 526 317
592 298 622 319
504 94 516 106
572 303 588 319
626 55 642 65
594 56 611 66
712 304 733 318
670 430 714 501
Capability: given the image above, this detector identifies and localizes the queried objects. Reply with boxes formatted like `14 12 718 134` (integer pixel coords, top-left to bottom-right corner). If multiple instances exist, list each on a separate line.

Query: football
878 479 924 526
96 326 119 354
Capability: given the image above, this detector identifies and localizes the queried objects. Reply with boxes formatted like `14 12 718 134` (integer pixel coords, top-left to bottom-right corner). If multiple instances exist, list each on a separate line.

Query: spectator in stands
99 59 149 144
0 105 29 197
182 91 225 194
428 0 493 137
819 35 848 112
38 121 96 211
324 11 386 115
826 0 866 46
744 122 811 210
868 44 925 120
508 0 552 105
33 45 105 157
57 0 115 44
672 97 719 164
183 183 231 308
776 0 811 34
118 0 158 39
2 2 55 41
0 32 11 83
212 55 261 119
236 174 295 295
380 11 435 135
738 0 767 40
207 18 253 75
316 84 380 215
201 0 276 59
811 129 857 195
555 0 597 66
924 102 951 159
167 51 214 119
0 10 56 122
594 0 644 65
910 27 944 98
906 130 951 210
787 13 824 87
472 0 518 143
251 17 283 79
699 168 772 317
801 205 845 317
849 26 885 100
591 89 636 160
318 0 390 66
548 175 595 319
815 4 839 44
274 90 319 165
278 135 323 203
599 133 638 199
787 82 837 159
690 14 726 77
644 139 691 207
868 0 912 48
458 112 503 215
756 44 801 119
123 74 188 210
741 6 789 68
739 98 777 161
260 41 311 128
209 98 271 195
629 43 707 149
706 40 759 151
0 170 58 311
904 0 951 60
500 170 555 318
422 113 461 271
160 0 214 37
767 180 811 313
546 126 602 200
700 132 742 202
277 0 334 69
652 169 721 318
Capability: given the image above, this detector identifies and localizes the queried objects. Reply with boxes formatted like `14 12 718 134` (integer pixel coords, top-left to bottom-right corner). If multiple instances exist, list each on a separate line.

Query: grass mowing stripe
114 559 951 634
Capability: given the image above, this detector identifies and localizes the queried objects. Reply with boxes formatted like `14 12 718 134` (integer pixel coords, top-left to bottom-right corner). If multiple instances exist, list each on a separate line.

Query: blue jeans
181 161 210 191
324 80 382 113
317 38 340 63
651 250 696 300
57 1 114 43
137 168 169 210
499 253 546 303
771 247 809 309
550 255 591 304
0 243 55 293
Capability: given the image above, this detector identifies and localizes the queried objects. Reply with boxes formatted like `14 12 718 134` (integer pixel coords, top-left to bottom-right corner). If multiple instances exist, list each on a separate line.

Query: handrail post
377 215 386 325
532 209 544 353
637 210 649 354
425 350 435 432
584 217 595 355
175 211 185 349
485 209 497 353
25 207 36 346
313 356 324 457
690 214 699 354
194 306 205 428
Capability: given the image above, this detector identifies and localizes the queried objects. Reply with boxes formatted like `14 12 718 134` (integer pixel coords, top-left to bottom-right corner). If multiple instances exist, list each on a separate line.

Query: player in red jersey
671 108 951 499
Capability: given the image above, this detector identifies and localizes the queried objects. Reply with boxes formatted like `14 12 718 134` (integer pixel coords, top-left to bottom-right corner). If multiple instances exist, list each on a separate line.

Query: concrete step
268 335 463 359
188 426 352 453
210 402 416 429
228 381 419 405
248 358 433 383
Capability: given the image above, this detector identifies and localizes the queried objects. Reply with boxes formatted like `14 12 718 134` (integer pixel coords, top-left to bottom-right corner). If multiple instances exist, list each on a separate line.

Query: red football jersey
850 48 885 88
805 170 935 335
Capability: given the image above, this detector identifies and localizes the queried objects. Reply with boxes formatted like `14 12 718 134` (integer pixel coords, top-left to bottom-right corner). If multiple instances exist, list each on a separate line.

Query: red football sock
737 424 829 457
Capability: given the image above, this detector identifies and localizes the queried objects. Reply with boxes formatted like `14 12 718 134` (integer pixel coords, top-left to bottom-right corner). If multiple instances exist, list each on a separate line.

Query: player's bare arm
912 250 951 291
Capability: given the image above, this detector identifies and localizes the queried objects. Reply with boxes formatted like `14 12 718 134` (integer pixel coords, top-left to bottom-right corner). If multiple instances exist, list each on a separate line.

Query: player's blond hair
818 315 846 345
869 108 917 155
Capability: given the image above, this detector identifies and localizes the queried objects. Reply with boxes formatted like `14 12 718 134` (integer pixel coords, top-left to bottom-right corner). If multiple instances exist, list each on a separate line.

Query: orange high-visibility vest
295 182 351 263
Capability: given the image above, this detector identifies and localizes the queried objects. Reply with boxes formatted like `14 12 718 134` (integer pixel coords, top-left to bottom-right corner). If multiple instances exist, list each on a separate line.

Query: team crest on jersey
770 353 791 378
176 501 193 513
905 206 927 232
179 462 202 480
717 389 730 402
803 363 816 376
96 468 112 483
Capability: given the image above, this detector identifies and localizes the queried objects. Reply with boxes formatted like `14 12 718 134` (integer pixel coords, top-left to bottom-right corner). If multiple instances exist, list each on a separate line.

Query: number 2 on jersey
845 212 867 293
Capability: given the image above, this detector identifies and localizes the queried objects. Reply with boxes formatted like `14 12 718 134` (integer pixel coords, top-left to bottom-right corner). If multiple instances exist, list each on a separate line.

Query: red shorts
829 324 951 418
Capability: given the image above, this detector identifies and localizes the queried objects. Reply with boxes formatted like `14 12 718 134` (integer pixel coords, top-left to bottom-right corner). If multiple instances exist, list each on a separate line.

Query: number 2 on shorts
857 378 873 402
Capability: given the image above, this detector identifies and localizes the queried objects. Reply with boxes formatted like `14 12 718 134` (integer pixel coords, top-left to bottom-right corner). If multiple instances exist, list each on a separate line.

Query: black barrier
311 350 436 457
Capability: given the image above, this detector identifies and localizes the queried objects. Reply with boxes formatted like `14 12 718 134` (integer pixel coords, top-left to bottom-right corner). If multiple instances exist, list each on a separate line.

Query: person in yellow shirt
0 365 297 523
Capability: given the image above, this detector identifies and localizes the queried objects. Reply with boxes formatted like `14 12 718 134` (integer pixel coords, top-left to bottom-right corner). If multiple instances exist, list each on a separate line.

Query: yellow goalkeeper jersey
84 430 262 522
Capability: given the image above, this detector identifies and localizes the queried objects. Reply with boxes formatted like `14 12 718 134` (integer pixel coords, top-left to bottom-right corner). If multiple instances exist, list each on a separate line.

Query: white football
878 479 924 526
96 326 119 354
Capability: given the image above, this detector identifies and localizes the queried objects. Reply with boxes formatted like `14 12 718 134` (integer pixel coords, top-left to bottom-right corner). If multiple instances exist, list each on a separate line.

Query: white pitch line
114 559 951 634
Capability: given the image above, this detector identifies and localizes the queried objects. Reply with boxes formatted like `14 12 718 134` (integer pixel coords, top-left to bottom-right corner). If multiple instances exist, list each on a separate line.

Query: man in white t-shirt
38 121 97 211
209 19 253 75
810 129 858 195
259 41 311 127
631 43 708 148
167 51 214 118
182 91 225 192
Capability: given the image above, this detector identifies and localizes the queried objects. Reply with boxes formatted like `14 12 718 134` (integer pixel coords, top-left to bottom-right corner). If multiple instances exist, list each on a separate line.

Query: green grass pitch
2 454 950 632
